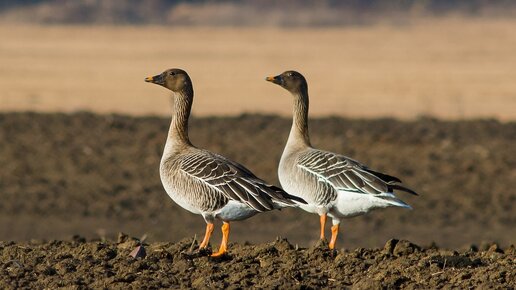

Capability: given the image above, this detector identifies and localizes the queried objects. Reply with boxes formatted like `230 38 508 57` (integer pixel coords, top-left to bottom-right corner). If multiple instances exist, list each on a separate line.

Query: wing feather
298 149 417 196
181 151 301 211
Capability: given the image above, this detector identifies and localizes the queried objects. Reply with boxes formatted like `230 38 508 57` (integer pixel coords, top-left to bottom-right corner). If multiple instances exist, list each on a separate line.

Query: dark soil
1 235 514 289
1 112 515 288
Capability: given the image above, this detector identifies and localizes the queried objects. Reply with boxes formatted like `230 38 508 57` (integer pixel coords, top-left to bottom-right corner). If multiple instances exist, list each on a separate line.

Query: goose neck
288 88 311 148
167 89 193 149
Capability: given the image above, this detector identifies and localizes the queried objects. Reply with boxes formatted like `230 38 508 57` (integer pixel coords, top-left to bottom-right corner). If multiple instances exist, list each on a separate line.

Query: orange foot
210 249 227 258
329 224 339 250
319 213 327 240
210 222 230 258
199 223 214 249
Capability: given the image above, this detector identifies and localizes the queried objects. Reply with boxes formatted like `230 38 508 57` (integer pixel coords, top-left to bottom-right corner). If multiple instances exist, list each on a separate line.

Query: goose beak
145 74 165 85
265 75 283 85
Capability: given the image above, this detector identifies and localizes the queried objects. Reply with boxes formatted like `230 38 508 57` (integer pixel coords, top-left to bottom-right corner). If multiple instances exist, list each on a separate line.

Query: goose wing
180 151 303 212
297 149 418 196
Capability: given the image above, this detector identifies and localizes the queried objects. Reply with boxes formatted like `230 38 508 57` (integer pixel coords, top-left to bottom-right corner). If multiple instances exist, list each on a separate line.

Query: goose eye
288 72 293 77
170 72 176 76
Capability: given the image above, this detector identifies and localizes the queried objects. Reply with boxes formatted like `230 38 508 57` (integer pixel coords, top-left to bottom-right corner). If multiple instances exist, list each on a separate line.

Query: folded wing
297 149 418 196
181 151 304 212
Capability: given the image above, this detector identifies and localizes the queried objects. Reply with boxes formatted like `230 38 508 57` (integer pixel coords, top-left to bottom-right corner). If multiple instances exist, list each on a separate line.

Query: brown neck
167 85 194 149
288 86 311 147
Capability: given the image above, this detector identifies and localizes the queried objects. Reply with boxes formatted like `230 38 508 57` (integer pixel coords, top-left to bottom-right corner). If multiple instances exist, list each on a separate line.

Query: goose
266 70 418 249
145 68 306 257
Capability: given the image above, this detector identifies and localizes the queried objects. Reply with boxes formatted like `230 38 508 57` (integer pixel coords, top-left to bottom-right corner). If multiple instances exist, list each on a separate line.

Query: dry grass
1 17 515 120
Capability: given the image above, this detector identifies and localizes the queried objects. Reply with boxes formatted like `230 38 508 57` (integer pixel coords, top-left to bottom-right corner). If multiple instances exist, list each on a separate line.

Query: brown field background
1 17 515 120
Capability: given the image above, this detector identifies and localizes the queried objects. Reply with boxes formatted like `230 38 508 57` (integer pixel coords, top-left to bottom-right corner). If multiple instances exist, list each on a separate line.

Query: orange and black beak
265 75 283 86
145 73 165 86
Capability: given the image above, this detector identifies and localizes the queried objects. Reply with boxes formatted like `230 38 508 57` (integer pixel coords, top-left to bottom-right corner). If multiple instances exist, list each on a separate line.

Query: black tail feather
271 185 308 204
364 168 402 183
389 184 419 196
286 193 308 204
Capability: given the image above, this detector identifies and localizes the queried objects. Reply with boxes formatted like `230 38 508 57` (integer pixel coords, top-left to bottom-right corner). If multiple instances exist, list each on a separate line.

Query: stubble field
1 18 516 120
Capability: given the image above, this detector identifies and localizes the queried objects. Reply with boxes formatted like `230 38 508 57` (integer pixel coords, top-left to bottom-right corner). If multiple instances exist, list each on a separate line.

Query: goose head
266 70 307 94
145 68 192 93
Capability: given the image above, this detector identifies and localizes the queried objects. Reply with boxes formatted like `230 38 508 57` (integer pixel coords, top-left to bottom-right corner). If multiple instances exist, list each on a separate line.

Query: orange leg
320 214 327 240
329 224 339 249
199 223 214 249
211 222 230 257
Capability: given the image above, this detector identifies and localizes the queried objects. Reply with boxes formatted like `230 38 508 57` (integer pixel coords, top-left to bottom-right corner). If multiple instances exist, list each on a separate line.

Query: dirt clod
393 240 420 256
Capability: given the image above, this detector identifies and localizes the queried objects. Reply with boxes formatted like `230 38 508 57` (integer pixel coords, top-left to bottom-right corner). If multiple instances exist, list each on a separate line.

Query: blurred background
0 0 515 249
